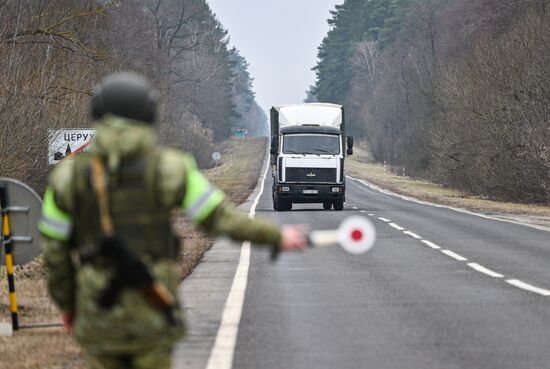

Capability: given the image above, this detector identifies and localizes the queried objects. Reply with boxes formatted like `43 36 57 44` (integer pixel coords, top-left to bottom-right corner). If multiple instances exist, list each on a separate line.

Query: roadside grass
0 137 267 369
347 142 550 227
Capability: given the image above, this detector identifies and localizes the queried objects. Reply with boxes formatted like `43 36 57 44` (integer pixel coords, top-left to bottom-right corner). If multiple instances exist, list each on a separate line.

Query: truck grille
285 168 337 183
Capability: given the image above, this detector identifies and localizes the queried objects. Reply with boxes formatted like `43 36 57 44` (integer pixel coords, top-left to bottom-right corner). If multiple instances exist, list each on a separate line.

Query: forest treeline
311 0 550 203
0 0 267 190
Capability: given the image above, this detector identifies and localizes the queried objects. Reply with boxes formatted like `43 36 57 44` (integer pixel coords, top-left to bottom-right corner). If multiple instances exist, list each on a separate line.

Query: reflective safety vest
39 149 225 259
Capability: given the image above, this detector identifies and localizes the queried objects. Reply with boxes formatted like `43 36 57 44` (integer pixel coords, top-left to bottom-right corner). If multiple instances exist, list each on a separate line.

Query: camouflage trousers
85 346 172 369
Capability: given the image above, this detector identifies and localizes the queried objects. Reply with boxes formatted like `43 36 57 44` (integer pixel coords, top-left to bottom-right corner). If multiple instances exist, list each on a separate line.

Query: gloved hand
271 225 308 261
61 312 74 334
280 225 308 251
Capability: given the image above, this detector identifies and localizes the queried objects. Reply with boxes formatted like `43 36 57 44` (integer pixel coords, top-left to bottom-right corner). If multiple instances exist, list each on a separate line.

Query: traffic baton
271 216 376 260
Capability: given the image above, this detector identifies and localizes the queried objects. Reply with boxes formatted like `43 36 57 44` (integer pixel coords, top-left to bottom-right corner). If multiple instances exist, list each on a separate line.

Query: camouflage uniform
39 115 280 368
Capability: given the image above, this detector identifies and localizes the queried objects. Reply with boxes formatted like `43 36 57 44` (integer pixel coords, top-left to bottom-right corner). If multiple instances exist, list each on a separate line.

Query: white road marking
420 240 441 249
347 177 550 296
378 217 391 222
389 223 405 231
368 213 374 216
205 160 269 369
352 206 358 210
360 210 367 213
348 176 550 233
440 249 468 261
467 263 504 278
506 279 550 296
403 231 422 239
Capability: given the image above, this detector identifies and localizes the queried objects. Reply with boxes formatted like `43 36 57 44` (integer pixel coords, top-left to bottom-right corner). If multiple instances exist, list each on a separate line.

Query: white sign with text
48 129 95 165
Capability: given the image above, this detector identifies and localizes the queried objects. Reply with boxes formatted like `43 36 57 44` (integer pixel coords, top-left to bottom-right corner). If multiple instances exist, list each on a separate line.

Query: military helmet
91 72 157 123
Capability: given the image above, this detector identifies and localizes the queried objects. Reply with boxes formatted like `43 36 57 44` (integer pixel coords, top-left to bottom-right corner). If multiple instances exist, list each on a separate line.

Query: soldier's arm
38 161 77 314
200 202 280 246
158 149 281 247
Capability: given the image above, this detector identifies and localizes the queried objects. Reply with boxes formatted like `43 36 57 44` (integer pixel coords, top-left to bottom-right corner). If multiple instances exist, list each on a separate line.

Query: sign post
212 152 221 177
0 183 19 331
0 178 43 335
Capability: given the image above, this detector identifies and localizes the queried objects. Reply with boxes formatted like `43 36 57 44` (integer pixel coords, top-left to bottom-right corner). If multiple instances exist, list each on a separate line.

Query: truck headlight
332 187 340 193
281 186 290 192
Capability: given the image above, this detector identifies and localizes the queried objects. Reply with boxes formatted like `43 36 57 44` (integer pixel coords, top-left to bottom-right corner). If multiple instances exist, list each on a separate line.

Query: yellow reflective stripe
39 188 72 241
188 188 225 223
181 156 225 223
39 217 72 241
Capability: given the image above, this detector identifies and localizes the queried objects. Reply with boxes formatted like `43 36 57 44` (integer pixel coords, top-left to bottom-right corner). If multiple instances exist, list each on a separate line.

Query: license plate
303 189 318 194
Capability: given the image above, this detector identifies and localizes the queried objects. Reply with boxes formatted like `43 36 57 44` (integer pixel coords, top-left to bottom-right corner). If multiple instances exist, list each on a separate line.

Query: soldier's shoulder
157 146 196 173
48 158 80 211
155 147 197 203
49 159 76 192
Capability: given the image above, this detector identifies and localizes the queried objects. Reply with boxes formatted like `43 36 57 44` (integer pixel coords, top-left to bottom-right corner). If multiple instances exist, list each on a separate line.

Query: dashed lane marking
360 210 367 213
403 231 422 239
362 188 550 296
420 240 441 249
506 279 550 296
441 249 468 261
468 263 504 278
389 223 405 231
352 206 358 210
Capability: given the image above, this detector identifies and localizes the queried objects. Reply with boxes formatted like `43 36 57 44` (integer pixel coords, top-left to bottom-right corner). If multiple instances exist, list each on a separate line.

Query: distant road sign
48 129 95 165
0 178 42 265
212 152 221 162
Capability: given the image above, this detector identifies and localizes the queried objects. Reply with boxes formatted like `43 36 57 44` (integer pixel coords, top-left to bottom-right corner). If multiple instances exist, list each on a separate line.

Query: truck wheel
280 199 292 211
323 202 332 210
274 194 292 211
273 192 279 211
333 200 344 211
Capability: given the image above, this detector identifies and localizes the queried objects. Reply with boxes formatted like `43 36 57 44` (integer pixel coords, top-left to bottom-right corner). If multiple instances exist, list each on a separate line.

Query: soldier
39 72 307 369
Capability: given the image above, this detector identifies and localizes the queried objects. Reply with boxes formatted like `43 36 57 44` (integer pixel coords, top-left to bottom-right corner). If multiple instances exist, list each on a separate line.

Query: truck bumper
275 184 345 203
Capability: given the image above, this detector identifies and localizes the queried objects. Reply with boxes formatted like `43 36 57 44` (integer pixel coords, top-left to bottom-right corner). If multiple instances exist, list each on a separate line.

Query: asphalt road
174 169 550 369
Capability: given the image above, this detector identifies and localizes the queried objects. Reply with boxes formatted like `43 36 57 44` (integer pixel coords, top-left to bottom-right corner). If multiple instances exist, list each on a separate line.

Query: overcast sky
207 0 343 112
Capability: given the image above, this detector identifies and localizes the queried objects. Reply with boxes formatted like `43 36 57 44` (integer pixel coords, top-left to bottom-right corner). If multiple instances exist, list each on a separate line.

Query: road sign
212 152 221 162
0 178 42 265
48 128 95 165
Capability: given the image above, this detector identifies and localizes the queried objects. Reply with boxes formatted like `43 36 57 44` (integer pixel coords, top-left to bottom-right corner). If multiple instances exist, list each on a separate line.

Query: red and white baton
272 216 376 260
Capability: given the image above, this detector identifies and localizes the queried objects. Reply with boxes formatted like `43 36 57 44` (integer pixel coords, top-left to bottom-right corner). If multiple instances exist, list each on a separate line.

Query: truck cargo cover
275 103 342 128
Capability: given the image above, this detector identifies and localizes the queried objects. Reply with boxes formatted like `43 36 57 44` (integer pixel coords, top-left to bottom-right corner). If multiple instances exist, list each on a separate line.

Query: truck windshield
283 134 340 155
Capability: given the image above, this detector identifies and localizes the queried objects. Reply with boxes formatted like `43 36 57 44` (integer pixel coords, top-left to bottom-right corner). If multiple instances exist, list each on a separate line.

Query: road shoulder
172 150 269 369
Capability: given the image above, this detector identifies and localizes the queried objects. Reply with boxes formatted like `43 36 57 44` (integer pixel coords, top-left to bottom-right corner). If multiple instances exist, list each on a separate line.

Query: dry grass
348 141 550 227
0 138 267 369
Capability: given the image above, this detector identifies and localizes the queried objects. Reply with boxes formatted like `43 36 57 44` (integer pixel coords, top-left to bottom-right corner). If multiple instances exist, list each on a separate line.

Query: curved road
174 165 550 369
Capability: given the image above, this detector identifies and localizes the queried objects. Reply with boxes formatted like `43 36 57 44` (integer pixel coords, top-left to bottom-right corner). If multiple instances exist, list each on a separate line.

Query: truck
270 103 353 211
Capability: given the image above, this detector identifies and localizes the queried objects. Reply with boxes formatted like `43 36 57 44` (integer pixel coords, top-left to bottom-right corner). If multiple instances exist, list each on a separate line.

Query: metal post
0 183 19 331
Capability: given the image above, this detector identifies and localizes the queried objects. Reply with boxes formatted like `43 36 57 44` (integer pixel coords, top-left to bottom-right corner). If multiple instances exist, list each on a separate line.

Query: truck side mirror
346 136 354 156
270 136 278 155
